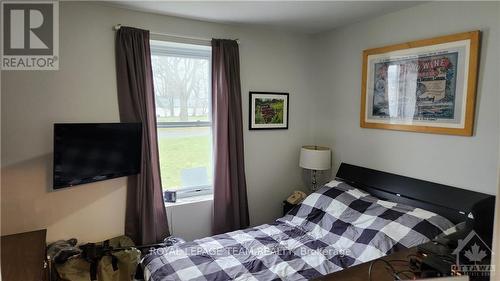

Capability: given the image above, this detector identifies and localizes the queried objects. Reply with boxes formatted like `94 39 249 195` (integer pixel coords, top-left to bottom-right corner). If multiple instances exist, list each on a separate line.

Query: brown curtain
212 39 250 234
115 26 169 244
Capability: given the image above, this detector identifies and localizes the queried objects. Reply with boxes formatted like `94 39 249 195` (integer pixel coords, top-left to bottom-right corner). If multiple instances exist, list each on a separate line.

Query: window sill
165 194 213 208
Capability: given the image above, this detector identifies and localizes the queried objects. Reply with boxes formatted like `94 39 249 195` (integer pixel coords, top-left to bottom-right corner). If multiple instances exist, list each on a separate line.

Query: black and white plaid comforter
143 181 455 281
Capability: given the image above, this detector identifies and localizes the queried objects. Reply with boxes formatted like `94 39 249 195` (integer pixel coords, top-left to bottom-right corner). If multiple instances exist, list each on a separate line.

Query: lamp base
302 169 331 191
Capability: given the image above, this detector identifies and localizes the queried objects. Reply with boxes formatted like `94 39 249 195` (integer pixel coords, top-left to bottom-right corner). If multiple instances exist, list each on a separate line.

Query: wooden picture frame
361 31 480 136
249 92 289 130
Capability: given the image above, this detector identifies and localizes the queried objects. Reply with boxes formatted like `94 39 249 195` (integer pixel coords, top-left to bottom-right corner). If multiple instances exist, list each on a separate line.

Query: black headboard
335 163 494 224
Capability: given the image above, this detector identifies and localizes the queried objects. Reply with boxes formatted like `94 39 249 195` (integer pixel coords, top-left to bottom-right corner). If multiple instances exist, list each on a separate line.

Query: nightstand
1 229 49 281
282 200 298 216
313 246 467 280
313 247 418 281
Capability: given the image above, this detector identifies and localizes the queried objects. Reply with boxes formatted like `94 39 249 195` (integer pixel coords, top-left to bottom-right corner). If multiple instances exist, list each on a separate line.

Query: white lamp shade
299 145 331 170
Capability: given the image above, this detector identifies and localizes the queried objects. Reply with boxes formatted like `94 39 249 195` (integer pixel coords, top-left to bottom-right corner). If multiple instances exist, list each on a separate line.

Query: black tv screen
53 123 142 189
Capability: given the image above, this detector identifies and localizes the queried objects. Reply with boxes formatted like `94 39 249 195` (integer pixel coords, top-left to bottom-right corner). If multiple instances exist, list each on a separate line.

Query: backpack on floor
55 236 141 281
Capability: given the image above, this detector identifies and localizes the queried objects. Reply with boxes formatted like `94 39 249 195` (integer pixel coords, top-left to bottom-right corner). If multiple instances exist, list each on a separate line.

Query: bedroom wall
312 1 500 195
0 2 315 242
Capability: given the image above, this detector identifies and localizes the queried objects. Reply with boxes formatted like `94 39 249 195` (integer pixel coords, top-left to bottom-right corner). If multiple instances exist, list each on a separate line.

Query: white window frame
151 40 213 199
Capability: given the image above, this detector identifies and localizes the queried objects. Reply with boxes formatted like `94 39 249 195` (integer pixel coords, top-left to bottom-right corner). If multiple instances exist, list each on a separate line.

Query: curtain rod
113 24 240 44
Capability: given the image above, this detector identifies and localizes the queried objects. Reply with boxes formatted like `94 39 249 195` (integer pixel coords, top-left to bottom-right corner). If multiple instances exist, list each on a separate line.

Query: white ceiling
107 1 423 34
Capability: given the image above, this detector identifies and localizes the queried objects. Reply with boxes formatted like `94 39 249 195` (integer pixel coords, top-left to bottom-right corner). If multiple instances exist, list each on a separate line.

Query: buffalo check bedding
142 180 455 281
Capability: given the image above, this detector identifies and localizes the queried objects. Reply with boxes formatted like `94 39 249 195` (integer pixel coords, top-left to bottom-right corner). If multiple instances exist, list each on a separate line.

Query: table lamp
299 145 331 191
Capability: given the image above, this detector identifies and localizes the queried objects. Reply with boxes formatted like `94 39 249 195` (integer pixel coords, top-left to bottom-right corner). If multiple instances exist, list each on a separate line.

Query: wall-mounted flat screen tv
53 123 142 189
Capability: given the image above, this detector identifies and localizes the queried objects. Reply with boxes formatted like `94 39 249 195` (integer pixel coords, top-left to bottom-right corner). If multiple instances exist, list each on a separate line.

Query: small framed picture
249 92 289 130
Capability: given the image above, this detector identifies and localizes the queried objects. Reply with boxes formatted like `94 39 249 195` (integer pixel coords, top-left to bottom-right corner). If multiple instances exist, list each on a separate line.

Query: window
151 40 212 198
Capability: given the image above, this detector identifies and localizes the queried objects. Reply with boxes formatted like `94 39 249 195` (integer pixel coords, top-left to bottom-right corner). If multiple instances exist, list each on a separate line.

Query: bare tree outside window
152 56 209 122
151 42 213 197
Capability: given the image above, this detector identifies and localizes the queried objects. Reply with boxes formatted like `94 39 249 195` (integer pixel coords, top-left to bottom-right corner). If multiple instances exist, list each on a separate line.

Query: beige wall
311 1 500 195
1 2 315 242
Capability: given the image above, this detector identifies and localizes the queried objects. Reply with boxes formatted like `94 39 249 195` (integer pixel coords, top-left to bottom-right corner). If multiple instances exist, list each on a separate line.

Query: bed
142 163 493 281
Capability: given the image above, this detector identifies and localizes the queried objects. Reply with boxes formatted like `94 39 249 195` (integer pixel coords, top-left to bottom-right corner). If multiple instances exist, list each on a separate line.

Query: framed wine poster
361 31 480 136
